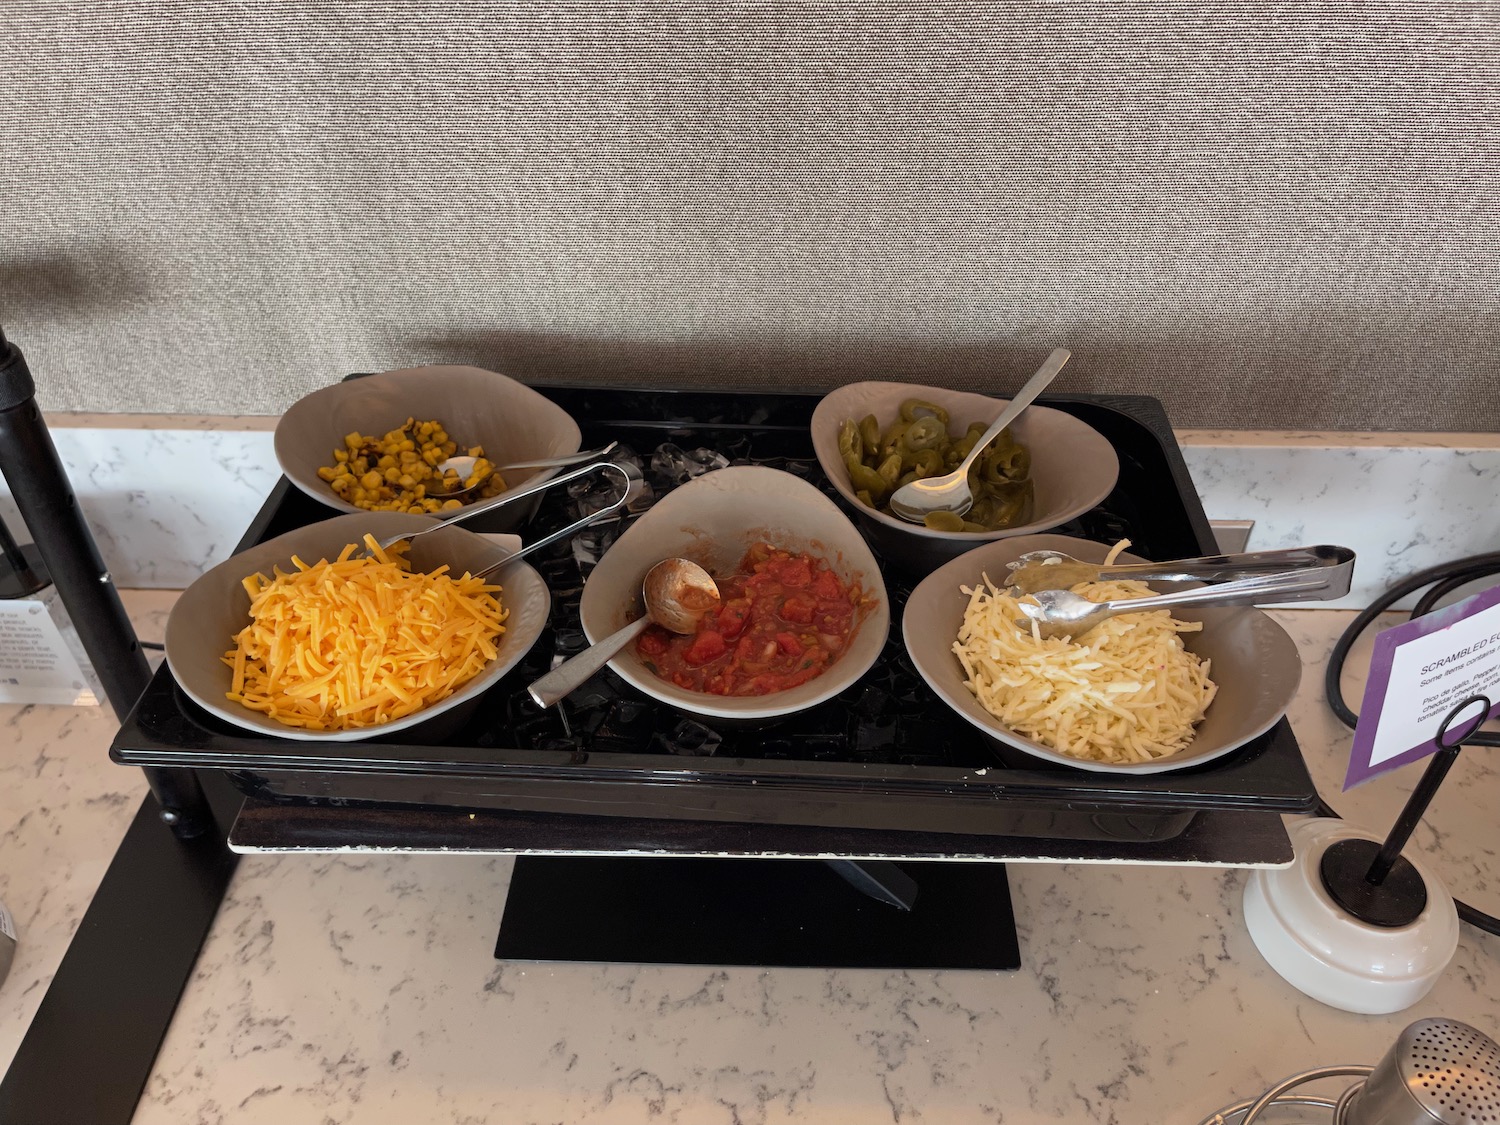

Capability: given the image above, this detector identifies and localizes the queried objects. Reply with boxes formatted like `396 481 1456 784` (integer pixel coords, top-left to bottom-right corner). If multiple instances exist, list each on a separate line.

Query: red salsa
636 542 869 696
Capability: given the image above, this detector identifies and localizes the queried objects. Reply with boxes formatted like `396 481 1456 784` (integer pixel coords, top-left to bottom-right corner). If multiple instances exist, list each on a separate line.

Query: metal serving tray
112 387 1318 843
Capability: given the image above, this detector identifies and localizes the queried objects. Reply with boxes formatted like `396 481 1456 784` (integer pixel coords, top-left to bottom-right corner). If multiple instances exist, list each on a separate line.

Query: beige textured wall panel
1 1 1497 428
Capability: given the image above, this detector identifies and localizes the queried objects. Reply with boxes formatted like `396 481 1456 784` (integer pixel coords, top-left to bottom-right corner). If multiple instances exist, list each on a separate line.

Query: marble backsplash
1 416 1496 611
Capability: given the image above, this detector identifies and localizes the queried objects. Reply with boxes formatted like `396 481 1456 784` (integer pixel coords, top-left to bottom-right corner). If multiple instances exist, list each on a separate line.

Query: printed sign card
0 592 101 707
1345 584 1500 789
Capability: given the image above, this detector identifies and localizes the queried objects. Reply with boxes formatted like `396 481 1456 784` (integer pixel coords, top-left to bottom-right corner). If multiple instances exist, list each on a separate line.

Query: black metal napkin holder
1320 693 1493 927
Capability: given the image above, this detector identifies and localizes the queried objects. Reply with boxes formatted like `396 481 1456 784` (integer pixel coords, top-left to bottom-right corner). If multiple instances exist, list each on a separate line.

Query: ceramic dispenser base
1243 817 1459 1015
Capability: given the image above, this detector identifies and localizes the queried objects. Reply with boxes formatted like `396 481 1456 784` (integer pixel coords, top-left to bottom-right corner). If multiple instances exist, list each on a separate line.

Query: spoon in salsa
528 558 720 708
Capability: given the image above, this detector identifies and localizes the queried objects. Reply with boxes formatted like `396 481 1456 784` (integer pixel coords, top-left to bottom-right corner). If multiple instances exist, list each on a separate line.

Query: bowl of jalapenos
810 381 1120 573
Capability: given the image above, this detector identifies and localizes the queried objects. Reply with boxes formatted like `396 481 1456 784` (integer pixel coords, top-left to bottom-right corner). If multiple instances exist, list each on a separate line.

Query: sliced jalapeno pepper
923 510 966 532
900 415 947 452
838 418 861 463
899 398 950 426
909 448 943 477
880 420 910 459
847 459 888 498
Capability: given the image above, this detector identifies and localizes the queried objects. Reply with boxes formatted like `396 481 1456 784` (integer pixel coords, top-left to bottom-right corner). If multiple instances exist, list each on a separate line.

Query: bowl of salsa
637 542 869 697
579 466 890 724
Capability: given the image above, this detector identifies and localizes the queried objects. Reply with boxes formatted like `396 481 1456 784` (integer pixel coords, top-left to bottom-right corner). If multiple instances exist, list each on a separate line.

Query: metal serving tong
1006 545 1355 640
363 459 633 574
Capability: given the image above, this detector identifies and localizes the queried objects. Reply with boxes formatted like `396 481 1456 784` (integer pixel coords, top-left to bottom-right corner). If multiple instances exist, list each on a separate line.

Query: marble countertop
3 595 1499 1124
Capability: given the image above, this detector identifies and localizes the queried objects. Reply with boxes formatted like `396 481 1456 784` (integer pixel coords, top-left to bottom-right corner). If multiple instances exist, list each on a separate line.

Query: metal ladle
527 558 721 707
887 347 1071 524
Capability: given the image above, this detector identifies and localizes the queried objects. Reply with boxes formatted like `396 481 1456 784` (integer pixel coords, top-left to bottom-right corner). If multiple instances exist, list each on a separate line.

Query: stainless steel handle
953 348 1072 480
471 463 632 579
1097 545 1355 584
527 617 651 708
1100 556 1355 614
494 441 619 473
397 460 625 548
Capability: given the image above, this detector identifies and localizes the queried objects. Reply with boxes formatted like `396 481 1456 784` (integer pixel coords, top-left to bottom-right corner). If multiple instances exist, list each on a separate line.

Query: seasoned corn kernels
316 418 507 513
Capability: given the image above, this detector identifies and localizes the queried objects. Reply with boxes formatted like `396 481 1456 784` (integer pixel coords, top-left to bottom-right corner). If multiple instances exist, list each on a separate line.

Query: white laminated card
0 589 101 707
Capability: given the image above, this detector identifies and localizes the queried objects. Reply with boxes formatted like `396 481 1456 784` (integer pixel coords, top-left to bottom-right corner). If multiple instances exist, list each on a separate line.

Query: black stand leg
0 330 239 1123
494 857 1021 970
0 330 212 838
825 859 920 910
0 773 242 1125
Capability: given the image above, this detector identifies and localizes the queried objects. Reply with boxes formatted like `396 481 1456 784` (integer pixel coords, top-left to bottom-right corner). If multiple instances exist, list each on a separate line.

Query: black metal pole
1363 745 1462 885
0 507 33 575
0 327 213 838
1319 694 1488 927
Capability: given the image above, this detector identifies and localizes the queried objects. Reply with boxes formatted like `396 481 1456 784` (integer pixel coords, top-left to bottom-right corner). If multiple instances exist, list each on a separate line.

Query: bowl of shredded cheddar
165 512 551 741
902 534 1301 774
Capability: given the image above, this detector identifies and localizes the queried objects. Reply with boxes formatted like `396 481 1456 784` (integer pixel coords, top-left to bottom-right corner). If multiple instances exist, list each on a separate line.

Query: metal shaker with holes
1346 1018 1500 1125
1202 1016 1500 1125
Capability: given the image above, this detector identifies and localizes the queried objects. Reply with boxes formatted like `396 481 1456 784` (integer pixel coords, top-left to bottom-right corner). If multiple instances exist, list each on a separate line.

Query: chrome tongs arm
1016 552 1357 639
1006 545 1355 595
369 457 626 553
473 462 632 579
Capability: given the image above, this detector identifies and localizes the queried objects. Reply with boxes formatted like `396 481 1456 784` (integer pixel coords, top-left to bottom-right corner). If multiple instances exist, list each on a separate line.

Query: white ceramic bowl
902 533 1301 774
811 381 1120 575
578 466 890 723
166 512 550 742
273 365 582 533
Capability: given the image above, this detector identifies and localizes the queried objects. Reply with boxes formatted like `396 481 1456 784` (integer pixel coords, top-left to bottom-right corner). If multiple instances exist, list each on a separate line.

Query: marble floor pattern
3 600 1498 1124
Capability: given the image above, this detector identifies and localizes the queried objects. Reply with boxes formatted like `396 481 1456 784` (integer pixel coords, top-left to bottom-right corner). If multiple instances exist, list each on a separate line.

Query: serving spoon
429 441 620 500
1015 562 1355 640
527 558 721 707
887 347 1071 524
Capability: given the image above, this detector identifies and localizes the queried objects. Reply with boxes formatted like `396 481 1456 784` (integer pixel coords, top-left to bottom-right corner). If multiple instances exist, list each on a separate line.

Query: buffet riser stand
113 384 1316 973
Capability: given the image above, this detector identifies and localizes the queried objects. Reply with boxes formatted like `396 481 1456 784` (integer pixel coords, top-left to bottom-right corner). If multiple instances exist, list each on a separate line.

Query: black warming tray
112 387 1318 843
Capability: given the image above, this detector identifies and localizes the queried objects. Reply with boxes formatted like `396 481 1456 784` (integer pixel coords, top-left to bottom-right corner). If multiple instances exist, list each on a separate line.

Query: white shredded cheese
952 548 1217 765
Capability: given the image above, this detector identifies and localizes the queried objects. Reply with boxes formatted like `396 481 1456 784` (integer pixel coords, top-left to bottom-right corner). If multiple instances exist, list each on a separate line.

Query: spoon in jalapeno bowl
887 348 1070 525
527 558 721 708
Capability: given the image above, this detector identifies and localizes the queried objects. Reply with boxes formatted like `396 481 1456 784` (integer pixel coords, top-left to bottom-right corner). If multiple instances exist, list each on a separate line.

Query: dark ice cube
655 719 722 757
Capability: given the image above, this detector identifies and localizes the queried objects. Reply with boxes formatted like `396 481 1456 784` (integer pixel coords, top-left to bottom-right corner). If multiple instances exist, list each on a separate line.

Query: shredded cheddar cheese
223 534 507 730
953 541 1217 764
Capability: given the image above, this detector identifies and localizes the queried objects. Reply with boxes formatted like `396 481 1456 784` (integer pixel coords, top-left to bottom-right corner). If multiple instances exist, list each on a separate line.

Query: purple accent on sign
1344 582 1500 789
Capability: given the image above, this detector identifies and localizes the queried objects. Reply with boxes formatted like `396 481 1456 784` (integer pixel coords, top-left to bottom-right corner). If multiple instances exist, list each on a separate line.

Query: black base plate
494 857 1022 970
1319 837 1428 927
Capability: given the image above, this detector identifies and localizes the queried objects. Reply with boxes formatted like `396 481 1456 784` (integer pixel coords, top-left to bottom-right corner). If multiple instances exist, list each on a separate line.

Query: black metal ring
1436 693 1492 750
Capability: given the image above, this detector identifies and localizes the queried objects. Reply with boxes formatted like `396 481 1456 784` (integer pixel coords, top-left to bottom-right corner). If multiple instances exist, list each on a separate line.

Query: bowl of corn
274 365 582 533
